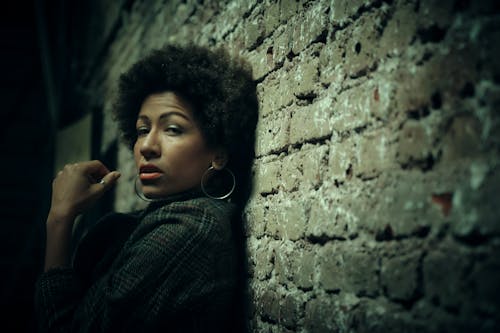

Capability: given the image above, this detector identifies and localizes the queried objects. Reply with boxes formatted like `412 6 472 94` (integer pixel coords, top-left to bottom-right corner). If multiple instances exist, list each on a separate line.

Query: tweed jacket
35 191 238 332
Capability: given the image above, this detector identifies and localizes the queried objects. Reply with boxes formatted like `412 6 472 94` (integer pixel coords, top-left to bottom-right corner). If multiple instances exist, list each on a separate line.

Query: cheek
192 142 214 164
179 144 213 169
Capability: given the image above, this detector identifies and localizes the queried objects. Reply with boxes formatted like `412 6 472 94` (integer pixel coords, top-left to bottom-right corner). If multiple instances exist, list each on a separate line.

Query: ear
211 149 228 170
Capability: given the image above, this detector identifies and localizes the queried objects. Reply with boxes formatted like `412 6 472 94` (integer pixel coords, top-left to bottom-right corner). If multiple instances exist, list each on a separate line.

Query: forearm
44 213 75 272
44 161 119 272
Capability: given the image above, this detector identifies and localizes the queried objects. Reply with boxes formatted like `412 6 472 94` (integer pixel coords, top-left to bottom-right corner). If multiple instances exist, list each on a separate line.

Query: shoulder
128 197 236 244
144 197 236 226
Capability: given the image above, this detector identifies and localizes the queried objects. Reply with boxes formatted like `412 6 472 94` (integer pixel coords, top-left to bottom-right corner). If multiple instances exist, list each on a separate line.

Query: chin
143 190 166 199
142 184 179 199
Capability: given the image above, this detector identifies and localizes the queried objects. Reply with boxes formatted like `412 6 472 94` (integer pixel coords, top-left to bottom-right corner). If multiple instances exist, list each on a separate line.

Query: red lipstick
139 164 163 181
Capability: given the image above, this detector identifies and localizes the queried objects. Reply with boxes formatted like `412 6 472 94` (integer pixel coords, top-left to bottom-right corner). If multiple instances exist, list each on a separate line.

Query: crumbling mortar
330 0 395 32
93 0 500 331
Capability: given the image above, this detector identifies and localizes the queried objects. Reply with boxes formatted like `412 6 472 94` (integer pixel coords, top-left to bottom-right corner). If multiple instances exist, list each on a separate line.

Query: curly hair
113 44 259 206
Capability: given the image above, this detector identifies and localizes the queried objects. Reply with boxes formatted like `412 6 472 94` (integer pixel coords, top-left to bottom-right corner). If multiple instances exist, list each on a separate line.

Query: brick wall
77 0 500 331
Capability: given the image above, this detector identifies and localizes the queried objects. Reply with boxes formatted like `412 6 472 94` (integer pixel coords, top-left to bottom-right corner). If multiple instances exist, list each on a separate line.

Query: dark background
0 1 106 331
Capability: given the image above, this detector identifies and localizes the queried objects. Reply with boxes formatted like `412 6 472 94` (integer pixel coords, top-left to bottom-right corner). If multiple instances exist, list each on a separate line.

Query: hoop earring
201 166 236 200
134 174 154 202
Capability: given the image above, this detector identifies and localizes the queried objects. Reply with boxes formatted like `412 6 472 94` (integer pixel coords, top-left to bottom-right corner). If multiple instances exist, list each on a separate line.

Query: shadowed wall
13 0 500 332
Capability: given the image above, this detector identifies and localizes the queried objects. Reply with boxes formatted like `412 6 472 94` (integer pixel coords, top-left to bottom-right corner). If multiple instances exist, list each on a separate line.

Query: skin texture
114 45 258 207
134 91 226 199
45 161 120 271
44 91 227 272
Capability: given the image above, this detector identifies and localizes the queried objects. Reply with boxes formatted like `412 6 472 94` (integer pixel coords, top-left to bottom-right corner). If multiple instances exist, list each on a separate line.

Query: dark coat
35 192 239 332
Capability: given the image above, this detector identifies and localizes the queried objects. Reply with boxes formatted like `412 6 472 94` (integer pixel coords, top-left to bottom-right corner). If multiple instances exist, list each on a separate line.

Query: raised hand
45 160 120 271
49 160 121 222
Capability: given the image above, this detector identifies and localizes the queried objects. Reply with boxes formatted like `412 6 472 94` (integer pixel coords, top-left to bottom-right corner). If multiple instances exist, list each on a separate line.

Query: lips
139 164 163 181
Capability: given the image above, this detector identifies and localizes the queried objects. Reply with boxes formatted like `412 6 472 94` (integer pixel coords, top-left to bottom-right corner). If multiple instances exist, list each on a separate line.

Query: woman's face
133 91 215 198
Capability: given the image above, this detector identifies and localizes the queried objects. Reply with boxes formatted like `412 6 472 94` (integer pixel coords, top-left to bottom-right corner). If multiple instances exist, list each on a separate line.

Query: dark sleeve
35 202 235 333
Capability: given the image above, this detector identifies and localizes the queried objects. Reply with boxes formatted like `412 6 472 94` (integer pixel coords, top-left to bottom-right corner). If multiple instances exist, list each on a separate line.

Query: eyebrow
137 111 191 122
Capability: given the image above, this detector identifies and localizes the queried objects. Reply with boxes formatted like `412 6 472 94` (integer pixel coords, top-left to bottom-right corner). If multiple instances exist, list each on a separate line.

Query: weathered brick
199 1 246 42
281 294 302 329
273 243 292 284
318 244 379 295
253 159 281 195
328 137 356 181
279 0 300 24
354 170 443 237
304 297 339 333
392 47 478 115
349 298 428 333
356 129 396 179
343 251 380 296
396 119 437 166
319 40 346 89
88 1 500 332
266 195 306 240
281 154 302 192
222 24 246 55
381 252 421 301
378 1 418 56
263 0 280 36
331 86 375 133
291 1 328 54
244 198 267 237
302 145 328 188
266 194 308 240
244 11 265 50
259 289 281 322
329 0 366 24
317 244 344 292
255 111 289 156
282 146 328 191
289 53 320 98
290 94 333 144
440 115 482 162
253 239 274 280
291 248 315 290
307 195 359 240
423 246 470 309
341 11 385 78
272 25 292 67
257 67 296 116
246 39 275 81
256 81 274 118
333 74 396 126
319 244 378 296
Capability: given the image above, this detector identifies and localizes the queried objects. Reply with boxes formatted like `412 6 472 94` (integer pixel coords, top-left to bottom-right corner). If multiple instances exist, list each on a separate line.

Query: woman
35 45 258 332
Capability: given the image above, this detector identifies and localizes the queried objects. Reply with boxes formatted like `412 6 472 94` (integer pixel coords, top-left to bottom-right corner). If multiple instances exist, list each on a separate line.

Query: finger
80 160 111 176
92 171 121 193
80 160 112 182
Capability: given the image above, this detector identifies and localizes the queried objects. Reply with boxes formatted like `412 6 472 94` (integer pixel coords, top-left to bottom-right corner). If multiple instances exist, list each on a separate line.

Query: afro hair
113 44 259 206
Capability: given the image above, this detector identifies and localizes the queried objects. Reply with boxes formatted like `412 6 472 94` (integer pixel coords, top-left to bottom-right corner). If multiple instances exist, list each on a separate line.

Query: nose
140 130 161 160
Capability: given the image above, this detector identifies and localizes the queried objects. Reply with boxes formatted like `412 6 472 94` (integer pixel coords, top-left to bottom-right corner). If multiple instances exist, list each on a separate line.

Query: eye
165 125 183 135
136 126 149 137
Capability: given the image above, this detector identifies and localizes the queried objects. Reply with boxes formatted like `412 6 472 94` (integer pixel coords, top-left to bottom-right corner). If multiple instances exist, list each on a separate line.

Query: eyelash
165 125 183 135
137 127 149 137
136 125 183 136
